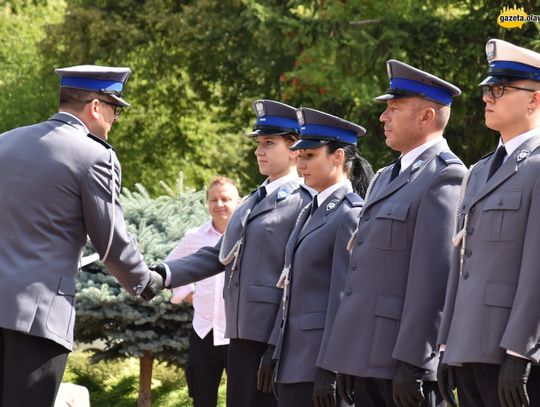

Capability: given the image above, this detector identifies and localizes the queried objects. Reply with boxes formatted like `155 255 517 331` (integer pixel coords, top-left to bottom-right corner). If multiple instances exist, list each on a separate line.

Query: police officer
321 60 466 407
259 107 372 407
0 65 164 407
152 100 313 407
437 39 540 407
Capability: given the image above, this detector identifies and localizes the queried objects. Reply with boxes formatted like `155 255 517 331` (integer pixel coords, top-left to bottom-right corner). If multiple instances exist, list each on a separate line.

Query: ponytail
326 142 374 198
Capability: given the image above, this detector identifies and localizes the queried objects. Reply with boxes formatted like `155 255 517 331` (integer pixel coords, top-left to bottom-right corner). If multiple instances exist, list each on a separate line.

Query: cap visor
110 94 130 107
246 129 292 138
290 139 330 150
373 93 406 103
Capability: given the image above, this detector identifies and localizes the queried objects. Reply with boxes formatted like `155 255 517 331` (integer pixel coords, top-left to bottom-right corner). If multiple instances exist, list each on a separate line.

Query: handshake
140 263 168 300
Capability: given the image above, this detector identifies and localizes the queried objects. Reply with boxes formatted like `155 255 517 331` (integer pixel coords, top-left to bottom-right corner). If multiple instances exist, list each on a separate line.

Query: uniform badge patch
277 189 289 201
326 199 338 211
517 150 529 162
412 160 424 171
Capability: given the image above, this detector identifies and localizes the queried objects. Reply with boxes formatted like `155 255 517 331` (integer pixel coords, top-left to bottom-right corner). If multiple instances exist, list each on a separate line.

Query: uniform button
235 282 239 287
357 240 364 246
430 352 437 358
461 204 466 210
462 271 469 279
345 289 352 296
498 200 503 206
351 264 357 270
470 206 476 213
467 227 474 235
364 215 370 221
465 249 472 257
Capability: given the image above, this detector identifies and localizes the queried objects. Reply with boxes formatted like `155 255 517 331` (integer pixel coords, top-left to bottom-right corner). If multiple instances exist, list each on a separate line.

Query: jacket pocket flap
485 281 516 308
300 312 326 330
57 275 75 296
484 192 521 211
376 202 410 221
374 295 403 320
247 285 282 304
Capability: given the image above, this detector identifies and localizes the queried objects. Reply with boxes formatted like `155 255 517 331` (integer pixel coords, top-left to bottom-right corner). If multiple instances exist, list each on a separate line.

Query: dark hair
326 141 374 198
279 132 300 145
58 88 99 110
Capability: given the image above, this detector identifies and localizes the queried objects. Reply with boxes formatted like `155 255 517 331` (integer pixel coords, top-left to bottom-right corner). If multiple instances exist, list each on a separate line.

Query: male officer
322 60 466 407
0 65 164 407
437 39 540 407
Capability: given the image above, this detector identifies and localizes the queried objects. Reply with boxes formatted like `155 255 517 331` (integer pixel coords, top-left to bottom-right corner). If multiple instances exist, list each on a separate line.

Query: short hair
207 176 239 198
415 99 451 130
58 88 100 111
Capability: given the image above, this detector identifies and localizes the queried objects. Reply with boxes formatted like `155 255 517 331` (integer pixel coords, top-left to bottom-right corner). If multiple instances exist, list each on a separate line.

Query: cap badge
486 41 496 62
326 199 338 211
296 109 305 126
412 159 424 171
386 62 392 78
255 101 265 118
517 150 529 162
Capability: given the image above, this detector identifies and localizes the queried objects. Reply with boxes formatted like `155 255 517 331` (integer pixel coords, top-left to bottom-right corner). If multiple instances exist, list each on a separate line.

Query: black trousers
455 363 540 407
227 338 277 407
353 376 444 407
185 328 228 407
277 382 314 407
0 327 69 407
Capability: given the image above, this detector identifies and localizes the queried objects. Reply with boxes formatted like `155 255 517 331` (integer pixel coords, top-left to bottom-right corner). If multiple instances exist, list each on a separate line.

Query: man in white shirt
438 39 540 407
166 177 240 407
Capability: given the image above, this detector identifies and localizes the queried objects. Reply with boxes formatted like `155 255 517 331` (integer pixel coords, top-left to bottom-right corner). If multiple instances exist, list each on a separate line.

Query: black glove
498 354 531 407
148 263 168 286
257 345 276 393
392 361 426 407
313 367 336 407
336 373 354 405
140 269 165 300
436 352 457 407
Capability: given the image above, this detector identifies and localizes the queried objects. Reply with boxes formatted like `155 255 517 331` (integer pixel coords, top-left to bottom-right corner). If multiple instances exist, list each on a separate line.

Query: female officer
158 100 313 407
259 107 373 407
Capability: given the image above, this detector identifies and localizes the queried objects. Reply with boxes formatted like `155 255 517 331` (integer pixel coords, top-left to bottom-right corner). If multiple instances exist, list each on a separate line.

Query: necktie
255 186 267 205
310 196 318 216
389 157 402 183
487 145 507 180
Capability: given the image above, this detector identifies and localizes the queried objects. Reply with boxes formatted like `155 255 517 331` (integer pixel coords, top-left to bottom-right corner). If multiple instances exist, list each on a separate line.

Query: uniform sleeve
500 174 540 363
165 237 224 288
81 150 150 296
392 165 464 369
317 205 361 368
165 235 197 303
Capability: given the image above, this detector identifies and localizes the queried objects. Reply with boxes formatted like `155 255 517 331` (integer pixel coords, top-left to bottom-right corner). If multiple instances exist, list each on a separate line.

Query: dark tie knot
389 157 402 183
310 196 318 216
255 186 267 205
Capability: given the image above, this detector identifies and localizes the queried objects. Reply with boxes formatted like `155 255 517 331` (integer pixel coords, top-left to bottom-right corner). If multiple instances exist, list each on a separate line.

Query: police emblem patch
412 160 424 171
486 40 496 62
296 109 305 126
277 189 289 201
326 199 338 211
517 150 529 162
255 101 265 117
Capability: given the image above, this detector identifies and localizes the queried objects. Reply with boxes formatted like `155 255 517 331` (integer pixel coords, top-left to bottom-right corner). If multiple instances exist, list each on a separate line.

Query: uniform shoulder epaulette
87 133 115 150
438 151 463 166
345 192 364 207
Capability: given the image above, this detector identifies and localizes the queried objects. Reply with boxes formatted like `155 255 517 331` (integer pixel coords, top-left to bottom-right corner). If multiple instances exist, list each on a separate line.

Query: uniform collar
316 180 351 207
57 111 89 134
399 136 444 175
261 172 300 195
497 127 540 161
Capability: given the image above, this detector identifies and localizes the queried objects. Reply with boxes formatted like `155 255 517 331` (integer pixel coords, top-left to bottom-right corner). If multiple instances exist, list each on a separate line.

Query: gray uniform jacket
166 180 312 343
0 113 151 350
439 136 540 365
272 185 363 383
322 140 466 381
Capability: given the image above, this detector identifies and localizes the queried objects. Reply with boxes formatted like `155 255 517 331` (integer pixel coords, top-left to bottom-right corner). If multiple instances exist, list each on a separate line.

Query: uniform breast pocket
370 202 410 251
479 192 521 242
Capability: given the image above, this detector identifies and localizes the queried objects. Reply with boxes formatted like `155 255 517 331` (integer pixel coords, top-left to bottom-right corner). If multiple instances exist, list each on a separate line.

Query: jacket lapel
248 179 300 220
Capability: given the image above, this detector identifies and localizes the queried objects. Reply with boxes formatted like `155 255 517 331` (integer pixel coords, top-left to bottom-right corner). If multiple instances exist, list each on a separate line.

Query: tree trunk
138 351 154 407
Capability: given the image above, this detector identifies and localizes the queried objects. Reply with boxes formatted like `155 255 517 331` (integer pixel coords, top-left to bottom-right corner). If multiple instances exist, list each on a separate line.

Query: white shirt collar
261 172 300 195
203 221 222 236
58 111 89 134
497 127 540 160
316 180 351 207
399 137 444 174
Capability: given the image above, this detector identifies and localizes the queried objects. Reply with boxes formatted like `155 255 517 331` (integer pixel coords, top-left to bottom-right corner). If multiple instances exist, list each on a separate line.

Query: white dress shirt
496 127 540 162
165 221 229 346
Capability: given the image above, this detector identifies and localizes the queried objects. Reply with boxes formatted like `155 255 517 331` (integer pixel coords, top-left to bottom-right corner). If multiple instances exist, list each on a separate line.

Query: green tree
75 180 208 407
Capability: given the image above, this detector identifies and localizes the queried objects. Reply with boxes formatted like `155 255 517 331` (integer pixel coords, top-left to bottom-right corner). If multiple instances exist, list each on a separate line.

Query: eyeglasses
85 98 123 117
481 84 537 99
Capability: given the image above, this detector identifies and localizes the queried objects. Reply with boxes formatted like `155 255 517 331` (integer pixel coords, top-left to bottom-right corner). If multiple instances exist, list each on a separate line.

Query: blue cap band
60 77 124 94
256 115 299 131
389 78 453 105
488 61 540 79
300 124 357 145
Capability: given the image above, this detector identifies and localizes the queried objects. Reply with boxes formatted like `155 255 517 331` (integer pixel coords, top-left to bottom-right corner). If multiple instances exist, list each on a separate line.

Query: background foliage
1 0 539 195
